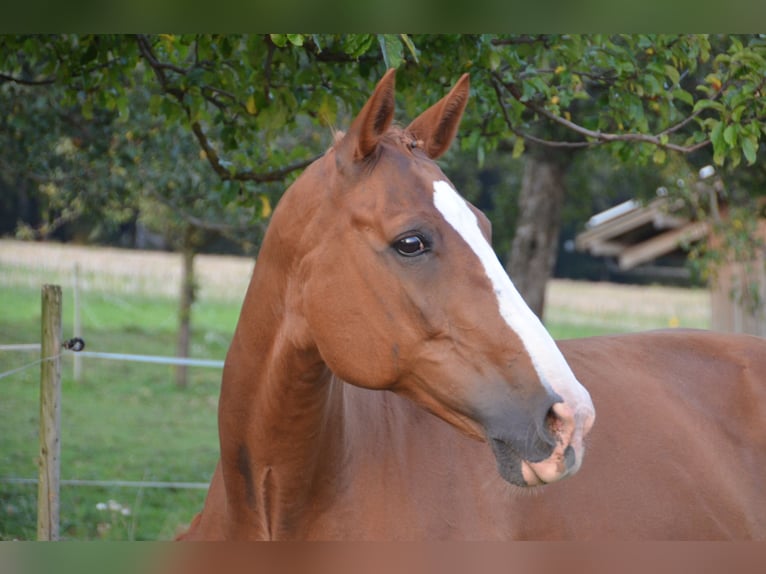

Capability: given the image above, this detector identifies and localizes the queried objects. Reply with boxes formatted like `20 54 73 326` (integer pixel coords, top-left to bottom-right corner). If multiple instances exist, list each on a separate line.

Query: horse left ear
336 68 396 167
407 74 470 159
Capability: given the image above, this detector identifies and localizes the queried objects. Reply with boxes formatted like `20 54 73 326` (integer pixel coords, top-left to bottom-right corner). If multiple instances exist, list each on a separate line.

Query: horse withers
179 70 766 540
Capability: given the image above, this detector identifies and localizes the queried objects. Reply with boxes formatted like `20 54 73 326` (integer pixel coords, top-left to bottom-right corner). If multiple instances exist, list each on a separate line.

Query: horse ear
407 74 470 159
336 68 396 166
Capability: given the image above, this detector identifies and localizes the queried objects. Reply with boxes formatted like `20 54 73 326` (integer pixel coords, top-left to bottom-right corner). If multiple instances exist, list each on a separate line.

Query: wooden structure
709 218 766 337
576 194 766 337
39 284 62 541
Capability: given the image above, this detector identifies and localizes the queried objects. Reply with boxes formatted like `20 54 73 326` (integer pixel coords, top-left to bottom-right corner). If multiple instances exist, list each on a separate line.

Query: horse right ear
406 74 470 159
335 69 396 169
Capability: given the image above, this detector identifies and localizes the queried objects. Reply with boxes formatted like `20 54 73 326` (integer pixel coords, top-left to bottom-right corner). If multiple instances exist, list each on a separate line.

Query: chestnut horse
180 70 766 540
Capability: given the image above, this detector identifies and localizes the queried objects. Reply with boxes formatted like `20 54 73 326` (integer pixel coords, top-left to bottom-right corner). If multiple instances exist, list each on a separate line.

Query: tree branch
136 34 318 185
191 121 320 183
490 74 590 150
533 98 710 153
135 34 186 102
657 79 728 138
492 70 712 154
0 72 56 86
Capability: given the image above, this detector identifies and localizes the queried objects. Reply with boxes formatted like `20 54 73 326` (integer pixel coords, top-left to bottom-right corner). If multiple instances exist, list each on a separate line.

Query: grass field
0 240 710 540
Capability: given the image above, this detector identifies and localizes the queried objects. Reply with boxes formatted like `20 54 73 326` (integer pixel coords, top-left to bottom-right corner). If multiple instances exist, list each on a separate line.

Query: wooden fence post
38 284 62 541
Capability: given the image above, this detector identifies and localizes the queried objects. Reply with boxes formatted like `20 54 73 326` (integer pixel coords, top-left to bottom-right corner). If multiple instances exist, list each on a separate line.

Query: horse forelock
330 129 345 148
330 124 421 154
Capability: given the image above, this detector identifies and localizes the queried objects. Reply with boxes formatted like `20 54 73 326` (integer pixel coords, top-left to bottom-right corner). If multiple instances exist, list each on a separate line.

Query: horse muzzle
488 402 595 487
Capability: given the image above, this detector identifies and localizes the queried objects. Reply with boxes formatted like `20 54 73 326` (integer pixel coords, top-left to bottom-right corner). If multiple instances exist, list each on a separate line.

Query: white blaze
432 180 593 411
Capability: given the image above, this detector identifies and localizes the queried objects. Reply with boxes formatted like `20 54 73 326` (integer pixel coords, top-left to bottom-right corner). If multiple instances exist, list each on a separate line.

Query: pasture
0 239 709 540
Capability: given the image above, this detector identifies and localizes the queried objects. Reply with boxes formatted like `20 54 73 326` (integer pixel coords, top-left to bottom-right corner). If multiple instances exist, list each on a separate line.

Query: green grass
0 285 238 540
545 322 620 339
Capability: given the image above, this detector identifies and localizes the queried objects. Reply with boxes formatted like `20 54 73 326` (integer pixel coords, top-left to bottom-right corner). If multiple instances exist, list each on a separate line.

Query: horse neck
217 166 349 539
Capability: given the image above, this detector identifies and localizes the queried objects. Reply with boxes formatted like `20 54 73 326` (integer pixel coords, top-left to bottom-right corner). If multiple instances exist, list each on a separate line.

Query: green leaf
664 65 680 86
644 74 662 96
399 34 419 64
672 88 694 106
731 105 746 123
723 124 737 147
512 137 525 159
710 121 724 147
343 35 375 58
729 147 742 169
488 50 501 71
652 148 666 164
710 121 725 165
693 99 725 113
270 34 287 48
520 76 549 102
742 136 758 165
317 93 338 126
286 34 304 47
476 145 485 168
379 34 404 69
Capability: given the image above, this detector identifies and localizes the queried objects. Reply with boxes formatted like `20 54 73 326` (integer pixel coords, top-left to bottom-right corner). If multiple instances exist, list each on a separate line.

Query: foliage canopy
2 34 764 243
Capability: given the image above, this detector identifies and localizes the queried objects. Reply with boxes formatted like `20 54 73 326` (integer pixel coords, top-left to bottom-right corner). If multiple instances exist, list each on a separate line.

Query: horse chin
489 437 567 488
491 437 579 488
495 457 557 488
489 438 529 487
520 461 553 487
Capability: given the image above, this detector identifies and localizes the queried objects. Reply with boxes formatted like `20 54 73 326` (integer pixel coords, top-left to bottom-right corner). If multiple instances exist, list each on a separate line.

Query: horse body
179 70 766 540
184 330 766 540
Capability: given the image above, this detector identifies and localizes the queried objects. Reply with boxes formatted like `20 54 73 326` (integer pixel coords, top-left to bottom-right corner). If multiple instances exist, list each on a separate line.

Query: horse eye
394 234 429 257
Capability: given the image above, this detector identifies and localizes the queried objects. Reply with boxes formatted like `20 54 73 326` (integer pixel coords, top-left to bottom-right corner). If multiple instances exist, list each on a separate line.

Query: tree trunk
176 232 197 389
506 153 568 318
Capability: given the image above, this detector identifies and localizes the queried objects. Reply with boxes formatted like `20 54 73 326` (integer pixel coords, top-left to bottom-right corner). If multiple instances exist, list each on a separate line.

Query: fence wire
0 352 62 381
1 477 209 490
0 345 224 381
0 344 221 492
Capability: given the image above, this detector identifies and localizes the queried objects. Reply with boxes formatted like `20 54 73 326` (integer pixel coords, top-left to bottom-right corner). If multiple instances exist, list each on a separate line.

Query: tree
488 35 766 314
1 34 419 226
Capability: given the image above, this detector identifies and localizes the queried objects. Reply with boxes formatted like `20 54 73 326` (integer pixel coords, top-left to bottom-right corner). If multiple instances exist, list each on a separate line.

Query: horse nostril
545 402 575 443
545 407 562 435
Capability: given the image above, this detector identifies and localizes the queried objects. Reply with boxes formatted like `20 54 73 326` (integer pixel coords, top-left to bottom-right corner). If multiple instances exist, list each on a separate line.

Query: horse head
277 69 595 487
